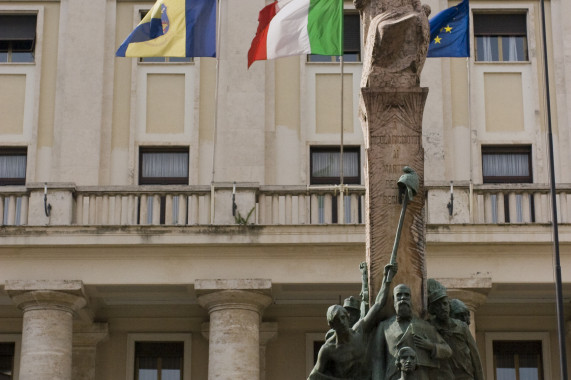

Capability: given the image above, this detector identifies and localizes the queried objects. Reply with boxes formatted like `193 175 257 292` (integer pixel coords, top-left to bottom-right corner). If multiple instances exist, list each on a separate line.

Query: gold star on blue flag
427 0 469 57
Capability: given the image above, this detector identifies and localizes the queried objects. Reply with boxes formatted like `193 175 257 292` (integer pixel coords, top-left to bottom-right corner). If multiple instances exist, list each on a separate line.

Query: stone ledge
195 279 272 293
5 280 84 297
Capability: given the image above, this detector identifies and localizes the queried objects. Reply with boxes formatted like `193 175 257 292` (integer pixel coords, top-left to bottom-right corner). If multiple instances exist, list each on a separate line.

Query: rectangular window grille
308 13 361 62
474 13 528 62
0 15 36 63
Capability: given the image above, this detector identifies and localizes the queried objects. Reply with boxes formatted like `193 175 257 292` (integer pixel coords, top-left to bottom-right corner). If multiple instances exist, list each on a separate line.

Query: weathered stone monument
356 0 431 317
309 0 487 378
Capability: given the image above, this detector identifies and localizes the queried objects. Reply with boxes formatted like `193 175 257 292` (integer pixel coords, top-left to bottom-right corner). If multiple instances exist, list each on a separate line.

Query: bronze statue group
308 264 484 380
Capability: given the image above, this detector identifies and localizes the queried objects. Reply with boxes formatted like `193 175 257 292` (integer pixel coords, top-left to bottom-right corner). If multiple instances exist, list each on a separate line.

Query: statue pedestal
361 87 428 317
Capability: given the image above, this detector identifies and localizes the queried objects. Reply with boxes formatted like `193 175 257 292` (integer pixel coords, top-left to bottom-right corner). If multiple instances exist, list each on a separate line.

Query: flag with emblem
116 0 216 58
427 0 469 57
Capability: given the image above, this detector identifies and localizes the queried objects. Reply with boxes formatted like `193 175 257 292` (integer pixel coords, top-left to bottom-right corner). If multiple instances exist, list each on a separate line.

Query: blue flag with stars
427 0 469 57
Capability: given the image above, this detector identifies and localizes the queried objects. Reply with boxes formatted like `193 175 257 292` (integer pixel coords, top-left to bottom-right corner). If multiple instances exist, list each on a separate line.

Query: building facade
0 0 571 379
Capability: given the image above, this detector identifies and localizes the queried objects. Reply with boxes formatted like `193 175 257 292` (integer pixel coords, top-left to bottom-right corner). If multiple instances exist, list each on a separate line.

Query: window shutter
0 15 37 40
473 14 526 36
343 14 360 54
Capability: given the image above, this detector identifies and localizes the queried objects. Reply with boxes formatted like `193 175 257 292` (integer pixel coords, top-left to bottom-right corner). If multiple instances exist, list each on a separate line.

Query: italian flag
248 0 343 68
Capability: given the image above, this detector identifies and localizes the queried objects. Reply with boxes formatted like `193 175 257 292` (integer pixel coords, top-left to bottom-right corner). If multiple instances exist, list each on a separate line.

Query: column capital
5 280 87 314
196 279 272 314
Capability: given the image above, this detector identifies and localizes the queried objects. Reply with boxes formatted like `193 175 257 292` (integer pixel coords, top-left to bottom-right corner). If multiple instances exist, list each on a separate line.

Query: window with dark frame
139 147 189 225
0 14 37 63
0 147 27 186
474 13 528 62
0 342 15 380
482 145 533 223
310 146 361 224
308 13 361 62
493 340 543 380
134 341 184 380
310 146 360 185
139 147 189 185
138 10 192 64
482 145 532 184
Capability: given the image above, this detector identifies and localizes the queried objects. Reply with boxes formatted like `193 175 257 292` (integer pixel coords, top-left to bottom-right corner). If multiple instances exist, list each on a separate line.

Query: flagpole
339 54 345 223
210 0 223 223
539 0 567 378
466 57 473 223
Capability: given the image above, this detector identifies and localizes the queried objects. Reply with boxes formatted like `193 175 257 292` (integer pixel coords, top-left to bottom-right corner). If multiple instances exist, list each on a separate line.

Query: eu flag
116 0 216 58
427 0 469 57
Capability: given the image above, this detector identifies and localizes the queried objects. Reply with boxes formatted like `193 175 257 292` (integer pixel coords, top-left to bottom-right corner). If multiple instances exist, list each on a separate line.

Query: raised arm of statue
360 263 397 333
359 261 370 318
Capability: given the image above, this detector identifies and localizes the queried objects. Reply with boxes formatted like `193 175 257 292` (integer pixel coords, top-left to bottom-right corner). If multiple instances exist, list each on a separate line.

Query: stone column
196 279 272 380
72 322 109 380
5 280 87 380
447 289 488 338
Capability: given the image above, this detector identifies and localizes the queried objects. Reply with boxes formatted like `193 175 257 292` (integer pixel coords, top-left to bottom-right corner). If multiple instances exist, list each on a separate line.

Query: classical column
72 322 109 380
5 280 87 380
447 289 488 338
200 321 277 380
196 279 272 380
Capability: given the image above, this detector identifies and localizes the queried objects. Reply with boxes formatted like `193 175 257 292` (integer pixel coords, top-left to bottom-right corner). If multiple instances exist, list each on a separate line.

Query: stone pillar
196 279 272 380
447 289 488 338
5 280 87 380
362 88 428 318
200 321 277 380
72 322 109 380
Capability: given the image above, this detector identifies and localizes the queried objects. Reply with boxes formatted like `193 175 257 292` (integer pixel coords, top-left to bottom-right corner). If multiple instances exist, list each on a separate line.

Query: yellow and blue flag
427 0 469 57
116 0 216 58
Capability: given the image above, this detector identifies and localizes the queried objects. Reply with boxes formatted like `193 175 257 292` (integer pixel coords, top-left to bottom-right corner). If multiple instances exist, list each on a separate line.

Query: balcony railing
0 183 568 227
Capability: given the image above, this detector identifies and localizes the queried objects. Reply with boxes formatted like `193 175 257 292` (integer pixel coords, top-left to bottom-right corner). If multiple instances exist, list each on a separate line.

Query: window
139 147 189 185
305 333 326 377
493 341 543 380
139 147 189 225
474 13 528 62
138 10 192 64
308 13 361 62
0 342 14 380
0 147 27 186
310 146 360 185
127 334 191 380
482 145 532 184
0 14 36 63
482 145 533 223
310 146 361 224
135 342 183 380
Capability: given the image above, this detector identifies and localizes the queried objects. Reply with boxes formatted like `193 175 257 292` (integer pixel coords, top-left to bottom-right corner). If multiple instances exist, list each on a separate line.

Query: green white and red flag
248 0 343 68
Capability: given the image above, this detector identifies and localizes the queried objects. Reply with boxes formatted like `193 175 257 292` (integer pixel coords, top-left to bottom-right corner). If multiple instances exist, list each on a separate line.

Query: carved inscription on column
362 87 428 318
